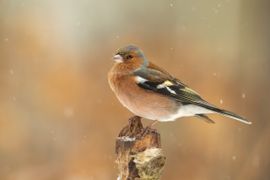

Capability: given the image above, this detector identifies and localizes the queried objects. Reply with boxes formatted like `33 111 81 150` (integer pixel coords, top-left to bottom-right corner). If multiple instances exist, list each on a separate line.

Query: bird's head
113 45 146 64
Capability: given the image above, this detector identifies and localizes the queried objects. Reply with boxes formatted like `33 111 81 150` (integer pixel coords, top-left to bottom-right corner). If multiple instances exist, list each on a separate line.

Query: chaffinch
108 45 251 125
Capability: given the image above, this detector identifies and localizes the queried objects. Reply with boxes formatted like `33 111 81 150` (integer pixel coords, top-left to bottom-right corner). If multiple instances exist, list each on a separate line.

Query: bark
115 116 166 180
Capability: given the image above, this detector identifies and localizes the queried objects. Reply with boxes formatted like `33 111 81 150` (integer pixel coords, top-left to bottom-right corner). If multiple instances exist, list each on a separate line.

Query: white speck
76 21 81 27
12 96 17 101
81 135 88 143
213 72 217 76
200 17 207 21
207 24 212 29
219 99 223 104
4 38 9 42
232 155 236 160
252 155 260 167
64 107 74 118
241 93 246 99
170 47 174 51
96 98 103 104
9 69 14 75
191 6 197 11
181 25 187 32
116 35 120 39
20 1 25 7
169 2 174 7
213 8 219 14
217 47 223 53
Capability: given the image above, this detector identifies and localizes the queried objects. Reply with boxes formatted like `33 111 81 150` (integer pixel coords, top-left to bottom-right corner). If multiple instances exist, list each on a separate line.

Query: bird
108 45 252 125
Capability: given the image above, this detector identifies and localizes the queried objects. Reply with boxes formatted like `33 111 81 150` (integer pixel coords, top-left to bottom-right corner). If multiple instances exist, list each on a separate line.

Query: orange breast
108 68 179 120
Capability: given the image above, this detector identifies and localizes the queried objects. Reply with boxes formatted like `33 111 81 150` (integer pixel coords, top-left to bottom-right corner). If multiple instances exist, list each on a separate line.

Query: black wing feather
136 77 207 106
133 67 251 124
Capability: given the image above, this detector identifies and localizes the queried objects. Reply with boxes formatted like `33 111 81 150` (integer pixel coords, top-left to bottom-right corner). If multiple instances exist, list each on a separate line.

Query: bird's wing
133 65 251 124
133 63 251 125
133 65 211 107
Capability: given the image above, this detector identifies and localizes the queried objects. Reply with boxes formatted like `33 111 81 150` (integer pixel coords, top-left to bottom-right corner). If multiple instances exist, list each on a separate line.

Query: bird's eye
126 55 133 59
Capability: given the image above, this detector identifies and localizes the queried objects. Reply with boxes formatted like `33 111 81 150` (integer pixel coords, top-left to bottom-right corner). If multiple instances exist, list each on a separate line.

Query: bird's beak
113 54 123 63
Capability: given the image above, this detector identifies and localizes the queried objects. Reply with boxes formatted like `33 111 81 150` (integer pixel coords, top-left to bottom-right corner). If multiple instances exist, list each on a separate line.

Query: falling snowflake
217 47 223 53
76 21 81 27
213 8 219 14
12 96 17 101
9 69 14 75
64 107 74 118
191 6 197 11
219 99 223 104
241 93 246 99
181 25 187 32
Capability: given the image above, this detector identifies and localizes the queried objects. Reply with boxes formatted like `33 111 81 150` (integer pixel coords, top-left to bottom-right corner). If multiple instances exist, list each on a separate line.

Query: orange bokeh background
0 0 269 179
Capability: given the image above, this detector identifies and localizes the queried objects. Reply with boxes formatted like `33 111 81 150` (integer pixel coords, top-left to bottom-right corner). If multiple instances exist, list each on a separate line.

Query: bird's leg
141 120 159 136
149 120 159 128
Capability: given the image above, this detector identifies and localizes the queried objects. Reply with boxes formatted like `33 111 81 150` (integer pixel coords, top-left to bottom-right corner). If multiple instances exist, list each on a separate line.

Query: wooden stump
115 116 166 180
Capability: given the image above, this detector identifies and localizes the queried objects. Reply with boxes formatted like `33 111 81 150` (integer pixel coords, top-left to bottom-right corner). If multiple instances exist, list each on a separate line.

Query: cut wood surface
116 116 166 180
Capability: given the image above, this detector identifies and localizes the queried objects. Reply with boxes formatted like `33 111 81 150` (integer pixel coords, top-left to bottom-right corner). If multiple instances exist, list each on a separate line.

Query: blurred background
0 0 269 179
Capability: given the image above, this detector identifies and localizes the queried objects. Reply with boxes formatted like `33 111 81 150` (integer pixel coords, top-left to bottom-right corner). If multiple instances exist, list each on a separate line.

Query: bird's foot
141 120 158 137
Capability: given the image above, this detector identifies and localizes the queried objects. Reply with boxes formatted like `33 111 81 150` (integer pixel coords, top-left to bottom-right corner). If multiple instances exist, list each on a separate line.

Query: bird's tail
197 102 252 125
216 108 251 125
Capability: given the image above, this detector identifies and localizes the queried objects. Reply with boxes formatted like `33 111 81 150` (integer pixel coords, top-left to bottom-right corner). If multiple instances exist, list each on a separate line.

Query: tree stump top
116 116 166 180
